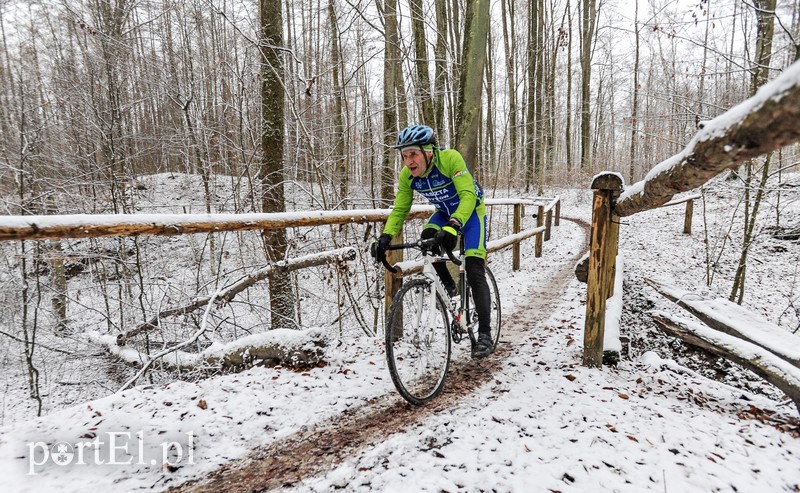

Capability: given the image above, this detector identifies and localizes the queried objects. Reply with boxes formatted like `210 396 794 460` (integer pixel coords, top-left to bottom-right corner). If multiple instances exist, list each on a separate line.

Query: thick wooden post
683 200 694 235
385 230 404 336
584 173 623 367
535 205 544 257
554 199 561 226
544 210 553 241
512 204 522 271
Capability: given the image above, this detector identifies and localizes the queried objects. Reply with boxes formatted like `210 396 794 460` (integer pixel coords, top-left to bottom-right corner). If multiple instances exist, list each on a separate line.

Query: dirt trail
174 218 590 492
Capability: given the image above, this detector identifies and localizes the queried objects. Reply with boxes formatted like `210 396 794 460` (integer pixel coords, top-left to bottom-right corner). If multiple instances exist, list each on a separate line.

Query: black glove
370 234 392 262
434 218 461 253
420 227 440 254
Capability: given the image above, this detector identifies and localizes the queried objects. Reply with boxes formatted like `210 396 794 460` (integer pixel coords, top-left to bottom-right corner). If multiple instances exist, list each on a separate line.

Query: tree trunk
564 0 573 174
580 0 597 171
729 0 777 303
260 0 297 329
628 0 640 182
434 0 449 138
328 0 347 203
533 0 545 193
500 0 517 180
409 0 434 125
454 0 490 171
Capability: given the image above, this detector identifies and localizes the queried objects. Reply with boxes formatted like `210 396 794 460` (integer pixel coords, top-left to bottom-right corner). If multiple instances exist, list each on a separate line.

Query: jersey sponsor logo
452 169 467 179
421 187 455 200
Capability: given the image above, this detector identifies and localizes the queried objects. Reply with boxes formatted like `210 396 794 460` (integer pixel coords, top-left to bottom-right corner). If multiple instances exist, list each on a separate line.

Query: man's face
401 148 430 177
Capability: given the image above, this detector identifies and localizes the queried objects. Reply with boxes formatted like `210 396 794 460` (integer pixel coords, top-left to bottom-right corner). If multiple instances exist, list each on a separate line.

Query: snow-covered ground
0 176 799 492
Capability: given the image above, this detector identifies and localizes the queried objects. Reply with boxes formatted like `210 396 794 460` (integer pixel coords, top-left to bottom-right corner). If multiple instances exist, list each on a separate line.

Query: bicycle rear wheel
385 278 451 405
466 265 502 352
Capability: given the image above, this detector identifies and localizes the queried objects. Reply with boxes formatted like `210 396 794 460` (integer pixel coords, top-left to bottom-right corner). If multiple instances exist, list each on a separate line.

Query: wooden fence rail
0 198 558 242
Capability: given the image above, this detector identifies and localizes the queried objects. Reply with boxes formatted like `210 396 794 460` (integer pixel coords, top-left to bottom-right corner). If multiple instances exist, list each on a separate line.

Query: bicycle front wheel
385 278 451 405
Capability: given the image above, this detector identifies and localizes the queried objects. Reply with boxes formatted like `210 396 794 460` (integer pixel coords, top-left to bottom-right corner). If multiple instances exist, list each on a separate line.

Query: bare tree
579 0 597 171
409 0 434 125
260 0 297 329
454 0 490 170
730 0 778 303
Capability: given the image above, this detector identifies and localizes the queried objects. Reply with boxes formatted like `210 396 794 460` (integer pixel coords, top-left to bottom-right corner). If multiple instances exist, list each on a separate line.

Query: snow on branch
616 59 800 217
646 278 800 368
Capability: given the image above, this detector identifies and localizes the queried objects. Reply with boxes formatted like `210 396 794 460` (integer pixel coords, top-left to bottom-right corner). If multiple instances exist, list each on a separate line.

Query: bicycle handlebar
380 237 462 273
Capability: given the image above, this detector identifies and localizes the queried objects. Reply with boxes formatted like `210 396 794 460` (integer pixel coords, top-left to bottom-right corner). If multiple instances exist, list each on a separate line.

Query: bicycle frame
383 237 476 346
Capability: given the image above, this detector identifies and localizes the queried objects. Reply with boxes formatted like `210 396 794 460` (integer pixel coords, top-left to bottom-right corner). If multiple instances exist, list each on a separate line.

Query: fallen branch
90 325 328 376
646 278 800 367
117 247 356 345
117 286 224 391
652 312 800 414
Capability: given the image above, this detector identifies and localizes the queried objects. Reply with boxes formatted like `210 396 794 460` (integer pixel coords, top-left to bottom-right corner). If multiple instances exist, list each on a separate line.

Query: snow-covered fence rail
0 198 559 244
0 207 436 241
583 59 800 368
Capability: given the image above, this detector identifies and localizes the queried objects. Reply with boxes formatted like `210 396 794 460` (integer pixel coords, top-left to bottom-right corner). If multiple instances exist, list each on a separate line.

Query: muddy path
174 217 590 492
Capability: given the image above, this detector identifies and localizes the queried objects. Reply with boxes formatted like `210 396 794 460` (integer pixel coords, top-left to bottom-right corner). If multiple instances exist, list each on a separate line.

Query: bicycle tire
466 265 502 352
385 278 451 405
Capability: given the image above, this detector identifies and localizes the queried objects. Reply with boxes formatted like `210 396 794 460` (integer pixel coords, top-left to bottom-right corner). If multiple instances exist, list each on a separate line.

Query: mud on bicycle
374 236 501 405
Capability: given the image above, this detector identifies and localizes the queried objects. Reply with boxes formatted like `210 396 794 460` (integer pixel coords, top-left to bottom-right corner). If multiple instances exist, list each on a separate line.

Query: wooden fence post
385 230 404 336
512 204 522 271
554 199 561 226
584 173 623 368
683 199 694 235
544 210 553 241
535 205 544 257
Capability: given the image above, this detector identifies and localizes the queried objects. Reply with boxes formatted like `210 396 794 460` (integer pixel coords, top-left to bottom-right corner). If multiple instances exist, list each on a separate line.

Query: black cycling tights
422 227 492 336
464 257 491 336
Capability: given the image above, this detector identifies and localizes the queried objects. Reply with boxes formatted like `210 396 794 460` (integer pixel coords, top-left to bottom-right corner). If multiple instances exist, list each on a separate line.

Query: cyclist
373 124 494 359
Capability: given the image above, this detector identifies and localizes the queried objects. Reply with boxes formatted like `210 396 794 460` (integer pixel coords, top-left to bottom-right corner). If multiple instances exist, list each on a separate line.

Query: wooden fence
0 196 560 329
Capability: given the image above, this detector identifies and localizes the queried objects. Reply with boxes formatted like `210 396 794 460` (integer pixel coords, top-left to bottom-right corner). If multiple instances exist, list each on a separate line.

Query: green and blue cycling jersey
383 148 488 258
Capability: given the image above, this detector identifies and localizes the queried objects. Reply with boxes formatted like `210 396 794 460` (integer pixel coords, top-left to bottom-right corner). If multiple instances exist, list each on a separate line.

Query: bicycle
376 236 501 405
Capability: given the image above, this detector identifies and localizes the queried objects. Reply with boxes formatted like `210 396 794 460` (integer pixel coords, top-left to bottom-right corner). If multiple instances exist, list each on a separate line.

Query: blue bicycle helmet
395 124 437 149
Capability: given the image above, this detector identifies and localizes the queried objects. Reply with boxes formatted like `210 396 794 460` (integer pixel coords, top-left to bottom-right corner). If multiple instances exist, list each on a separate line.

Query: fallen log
652 312 800 414
90 327 328 375
646 278 800 368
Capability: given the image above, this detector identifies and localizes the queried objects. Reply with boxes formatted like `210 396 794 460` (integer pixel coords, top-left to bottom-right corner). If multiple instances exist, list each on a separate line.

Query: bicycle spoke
385 279 451 405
